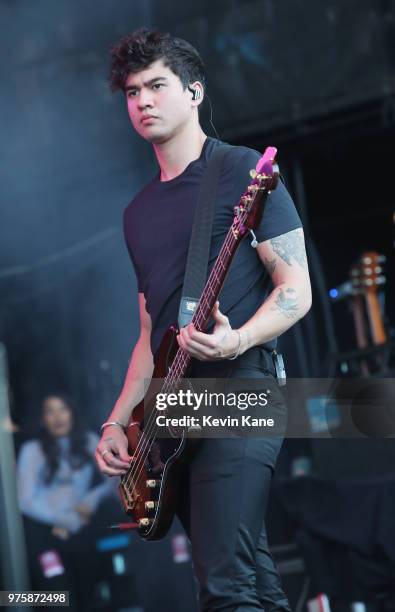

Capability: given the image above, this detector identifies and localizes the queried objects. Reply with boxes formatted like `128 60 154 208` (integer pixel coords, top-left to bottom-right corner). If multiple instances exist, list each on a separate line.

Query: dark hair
108 27 206 94
39 393 91 485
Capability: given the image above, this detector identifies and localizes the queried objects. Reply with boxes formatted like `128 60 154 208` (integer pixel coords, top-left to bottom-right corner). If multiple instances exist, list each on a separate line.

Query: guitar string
121 210 245 495
121 194 257 497
121 188 260 497
121 221 240 494
122 177 270 502
122 175 267 494
121 260 230 497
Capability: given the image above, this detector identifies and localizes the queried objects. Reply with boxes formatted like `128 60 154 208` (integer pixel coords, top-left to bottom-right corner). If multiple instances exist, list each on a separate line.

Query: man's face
124 59 194 144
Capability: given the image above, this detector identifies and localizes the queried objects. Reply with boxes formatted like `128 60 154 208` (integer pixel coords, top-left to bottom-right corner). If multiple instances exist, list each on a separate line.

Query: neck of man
153 122 208 182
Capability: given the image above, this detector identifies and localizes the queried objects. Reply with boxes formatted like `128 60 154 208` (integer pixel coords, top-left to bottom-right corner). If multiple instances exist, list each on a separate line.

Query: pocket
224 367 288 434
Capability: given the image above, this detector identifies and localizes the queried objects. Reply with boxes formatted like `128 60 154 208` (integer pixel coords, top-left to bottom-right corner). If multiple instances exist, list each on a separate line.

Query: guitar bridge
119 480 142 513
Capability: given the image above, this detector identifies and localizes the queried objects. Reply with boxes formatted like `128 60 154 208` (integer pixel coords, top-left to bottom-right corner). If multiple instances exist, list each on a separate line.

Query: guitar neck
165 223 242 385
190 176 273 334
349 250 387 348
192 226 241 332
365 290 386 345
163 147 278 389
351 293 369 349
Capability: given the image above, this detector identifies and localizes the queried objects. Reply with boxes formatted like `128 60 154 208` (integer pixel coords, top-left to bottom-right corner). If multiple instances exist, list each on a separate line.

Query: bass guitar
119 146 279 540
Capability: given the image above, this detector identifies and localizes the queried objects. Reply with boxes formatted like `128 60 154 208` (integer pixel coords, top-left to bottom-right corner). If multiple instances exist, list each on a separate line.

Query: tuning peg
139 518 153 527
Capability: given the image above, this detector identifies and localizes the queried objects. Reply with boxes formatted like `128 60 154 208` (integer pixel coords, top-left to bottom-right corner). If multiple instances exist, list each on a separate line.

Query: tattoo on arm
270 229 307 269
264 257 276 276
271 287 299 319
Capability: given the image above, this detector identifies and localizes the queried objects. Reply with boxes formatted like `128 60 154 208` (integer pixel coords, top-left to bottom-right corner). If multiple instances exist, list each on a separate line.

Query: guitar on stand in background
330 251 390 376
349 251 388 375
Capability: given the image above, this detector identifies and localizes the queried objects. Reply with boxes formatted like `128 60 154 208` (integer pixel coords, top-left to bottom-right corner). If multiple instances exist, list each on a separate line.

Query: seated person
16 393 115 609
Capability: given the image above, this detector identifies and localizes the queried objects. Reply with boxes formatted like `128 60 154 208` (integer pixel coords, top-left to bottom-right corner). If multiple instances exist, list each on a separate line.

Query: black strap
178 142 232 328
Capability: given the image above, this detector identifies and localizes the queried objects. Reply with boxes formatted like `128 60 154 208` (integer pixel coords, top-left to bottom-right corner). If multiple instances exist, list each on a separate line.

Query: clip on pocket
272 351 287 386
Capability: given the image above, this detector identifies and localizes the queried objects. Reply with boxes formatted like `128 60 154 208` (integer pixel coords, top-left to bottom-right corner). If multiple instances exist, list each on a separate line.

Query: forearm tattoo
271 287 299 319
270 229 307 269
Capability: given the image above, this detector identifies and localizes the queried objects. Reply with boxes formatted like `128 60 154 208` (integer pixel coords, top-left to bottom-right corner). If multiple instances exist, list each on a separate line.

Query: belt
227 346 276 375
188 346 276 378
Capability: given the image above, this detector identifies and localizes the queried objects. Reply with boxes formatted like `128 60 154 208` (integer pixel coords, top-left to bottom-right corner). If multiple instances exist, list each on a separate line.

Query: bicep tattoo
270 228 307 269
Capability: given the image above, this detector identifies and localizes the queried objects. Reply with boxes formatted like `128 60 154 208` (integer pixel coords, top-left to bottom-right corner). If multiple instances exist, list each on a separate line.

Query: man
96 27 312 611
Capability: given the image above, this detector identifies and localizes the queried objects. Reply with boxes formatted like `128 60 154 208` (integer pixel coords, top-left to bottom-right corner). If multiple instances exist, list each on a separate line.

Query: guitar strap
178 141 233 329
178 140 288 385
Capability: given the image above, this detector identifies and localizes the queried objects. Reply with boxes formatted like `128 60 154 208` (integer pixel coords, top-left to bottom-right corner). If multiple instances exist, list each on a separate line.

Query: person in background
17 393 115 609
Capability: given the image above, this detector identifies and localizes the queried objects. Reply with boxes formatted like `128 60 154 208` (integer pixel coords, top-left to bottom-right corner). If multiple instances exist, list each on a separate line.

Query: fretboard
162 218 243 391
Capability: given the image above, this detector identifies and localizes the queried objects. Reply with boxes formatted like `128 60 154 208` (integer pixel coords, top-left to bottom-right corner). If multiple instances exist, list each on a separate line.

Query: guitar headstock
350 251 386 294
255 146 279 179
233 146 279 238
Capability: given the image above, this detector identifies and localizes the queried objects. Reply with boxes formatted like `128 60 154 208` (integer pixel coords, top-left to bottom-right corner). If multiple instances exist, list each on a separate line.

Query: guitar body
119 326 192 541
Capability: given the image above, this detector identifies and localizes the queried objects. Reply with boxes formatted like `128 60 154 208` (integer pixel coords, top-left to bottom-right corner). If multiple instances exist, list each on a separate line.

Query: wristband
100 420 127 433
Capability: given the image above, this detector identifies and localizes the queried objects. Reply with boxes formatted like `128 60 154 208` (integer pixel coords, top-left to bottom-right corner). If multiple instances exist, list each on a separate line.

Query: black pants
175 348 292 612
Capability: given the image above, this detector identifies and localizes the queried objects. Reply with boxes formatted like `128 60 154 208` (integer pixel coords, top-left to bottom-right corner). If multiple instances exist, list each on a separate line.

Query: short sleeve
231 148 303 243
123 208 144 293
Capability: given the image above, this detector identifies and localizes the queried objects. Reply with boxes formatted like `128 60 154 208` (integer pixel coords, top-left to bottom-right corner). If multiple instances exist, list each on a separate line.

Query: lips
141 115 158 123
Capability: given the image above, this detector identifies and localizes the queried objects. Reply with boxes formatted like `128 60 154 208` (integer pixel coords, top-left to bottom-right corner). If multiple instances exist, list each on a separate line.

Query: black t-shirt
123 137 302 357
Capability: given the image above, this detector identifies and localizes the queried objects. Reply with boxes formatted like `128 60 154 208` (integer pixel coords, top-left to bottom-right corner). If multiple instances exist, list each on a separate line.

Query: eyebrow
125 77 168 91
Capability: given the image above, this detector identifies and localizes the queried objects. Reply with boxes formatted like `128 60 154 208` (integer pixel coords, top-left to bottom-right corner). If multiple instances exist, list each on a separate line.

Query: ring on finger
101 449 110 458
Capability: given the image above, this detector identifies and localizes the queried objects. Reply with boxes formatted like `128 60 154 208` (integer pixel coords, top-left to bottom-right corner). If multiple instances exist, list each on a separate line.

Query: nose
137 88 154 110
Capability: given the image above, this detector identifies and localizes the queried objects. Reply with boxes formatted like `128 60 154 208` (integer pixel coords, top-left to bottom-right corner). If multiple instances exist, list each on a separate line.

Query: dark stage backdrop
0 0 393 448
1 2 394 609
160 0 395 139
